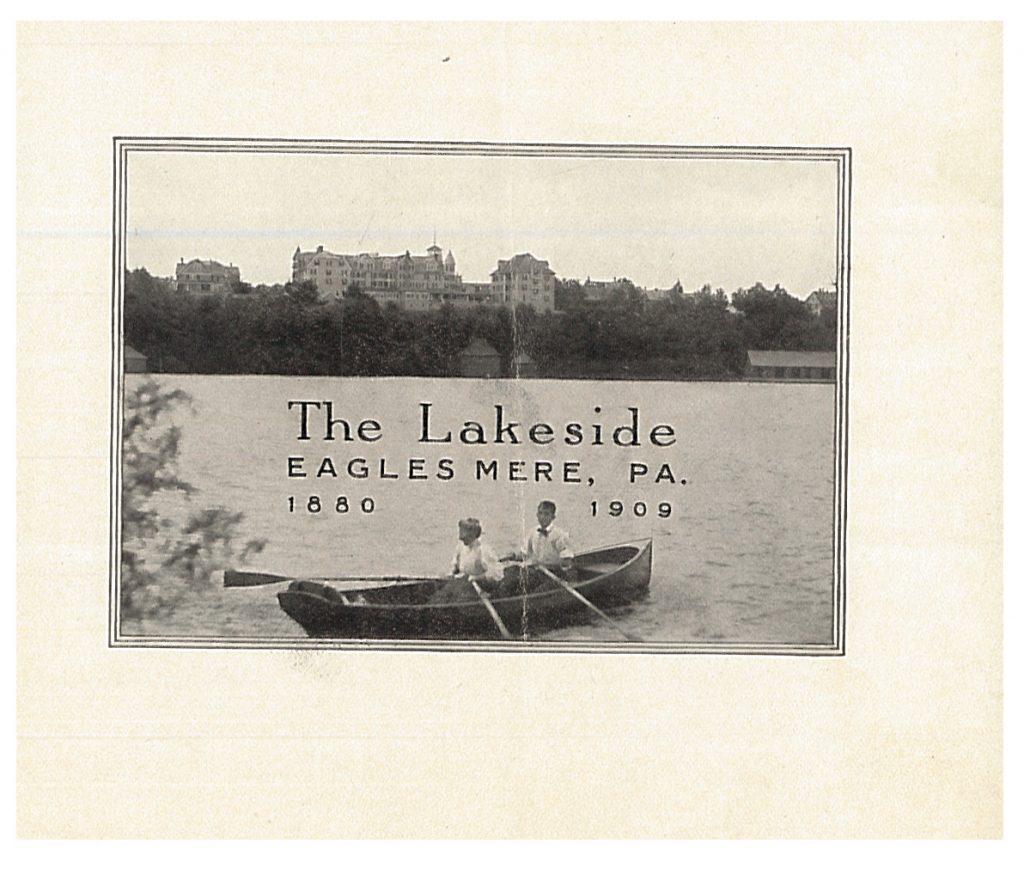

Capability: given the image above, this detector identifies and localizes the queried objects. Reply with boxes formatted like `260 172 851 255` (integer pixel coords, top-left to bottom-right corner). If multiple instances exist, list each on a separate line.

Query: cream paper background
16 22 1001 837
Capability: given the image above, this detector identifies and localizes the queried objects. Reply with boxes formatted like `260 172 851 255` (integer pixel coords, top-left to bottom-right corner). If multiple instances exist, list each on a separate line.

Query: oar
224 569 428 588
470 579 513 640
537 565 643 643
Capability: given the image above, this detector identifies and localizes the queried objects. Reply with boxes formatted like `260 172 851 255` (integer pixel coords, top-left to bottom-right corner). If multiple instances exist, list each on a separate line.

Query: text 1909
590 501 672 517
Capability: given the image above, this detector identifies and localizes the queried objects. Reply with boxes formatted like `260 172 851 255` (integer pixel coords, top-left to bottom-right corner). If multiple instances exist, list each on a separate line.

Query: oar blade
224 569 286 588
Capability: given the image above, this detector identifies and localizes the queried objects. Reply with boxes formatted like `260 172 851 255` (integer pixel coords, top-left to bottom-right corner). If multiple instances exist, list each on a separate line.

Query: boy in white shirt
509 500 574 573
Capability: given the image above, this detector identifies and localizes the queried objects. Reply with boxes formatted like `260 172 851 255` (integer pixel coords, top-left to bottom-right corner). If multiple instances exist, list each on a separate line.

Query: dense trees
731 282 836 351
532 285 747 378
124 269 836 379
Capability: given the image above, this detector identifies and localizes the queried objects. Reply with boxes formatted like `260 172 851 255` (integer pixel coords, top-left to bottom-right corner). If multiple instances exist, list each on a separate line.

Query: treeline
555 277 837 353
730 282 837 352
124 268 836 378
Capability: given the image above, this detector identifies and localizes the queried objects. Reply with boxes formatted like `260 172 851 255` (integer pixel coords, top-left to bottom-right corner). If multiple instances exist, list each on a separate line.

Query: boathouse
745 350 836 382
124 344 148 374
459 338 502 378
511 350 538 378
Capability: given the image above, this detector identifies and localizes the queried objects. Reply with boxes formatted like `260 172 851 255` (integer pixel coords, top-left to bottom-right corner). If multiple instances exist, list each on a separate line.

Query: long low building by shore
745 350 836 382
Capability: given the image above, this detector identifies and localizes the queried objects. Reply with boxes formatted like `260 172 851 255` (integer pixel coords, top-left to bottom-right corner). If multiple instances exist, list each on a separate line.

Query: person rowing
429 517 502 604
504 500 575 576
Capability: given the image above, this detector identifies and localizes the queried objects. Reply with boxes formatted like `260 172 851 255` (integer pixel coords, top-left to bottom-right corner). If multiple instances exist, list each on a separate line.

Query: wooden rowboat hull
277 539 652 639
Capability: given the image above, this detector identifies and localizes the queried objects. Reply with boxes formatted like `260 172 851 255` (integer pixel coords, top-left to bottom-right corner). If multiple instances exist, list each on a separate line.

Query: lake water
120 375 838 647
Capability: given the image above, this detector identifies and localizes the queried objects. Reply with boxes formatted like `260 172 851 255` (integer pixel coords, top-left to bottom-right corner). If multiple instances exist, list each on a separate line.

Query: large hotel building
291 243 557 313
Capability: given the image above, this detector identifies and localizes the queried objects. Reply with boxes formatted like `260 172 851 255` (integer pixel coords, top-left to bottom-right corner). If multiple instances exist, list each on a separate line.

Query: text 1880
287 495 376 514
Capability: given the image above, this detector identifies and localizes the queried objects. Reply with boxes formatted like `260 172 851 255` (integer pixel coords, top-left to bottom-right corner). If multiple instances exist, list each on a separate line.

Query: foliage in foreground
120 380 265 621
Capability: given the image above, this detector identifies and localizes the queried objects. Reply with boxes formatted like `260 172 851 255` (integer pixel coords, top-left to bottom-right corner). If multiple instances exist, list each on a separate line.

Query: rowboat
277 538 652 639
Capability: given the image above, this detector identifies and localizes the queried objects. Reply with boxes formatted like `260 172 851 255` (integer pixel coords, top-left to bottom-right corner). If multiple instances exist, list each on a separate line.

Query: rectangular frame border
108 137 851 656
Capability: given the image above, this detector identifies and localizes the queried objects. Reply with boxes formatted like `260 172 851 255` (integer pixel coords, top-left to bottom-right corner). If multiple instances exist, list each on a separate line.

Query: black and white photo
113 139 849 651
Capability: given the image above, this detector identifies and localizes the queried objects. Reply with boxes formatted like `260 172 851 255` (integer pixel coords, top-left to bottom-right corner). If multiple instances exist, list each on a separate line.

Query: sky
126 147 839 296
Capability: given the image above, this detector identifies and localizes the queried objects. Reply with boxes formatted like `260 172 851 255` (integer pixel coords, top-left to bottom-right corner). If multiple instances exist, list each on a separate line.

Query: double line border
109 137 851 656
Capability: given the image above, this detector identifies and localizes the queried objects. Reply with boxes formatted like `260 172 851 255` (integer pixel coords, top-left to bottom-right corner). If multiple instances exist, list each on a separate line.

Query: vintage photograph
113 139 849 651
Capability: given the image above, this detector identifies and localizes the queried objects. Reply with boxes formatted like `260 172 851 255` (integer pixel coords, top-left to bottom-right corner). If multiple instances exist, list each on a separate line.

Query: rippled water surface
122 375 837 646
